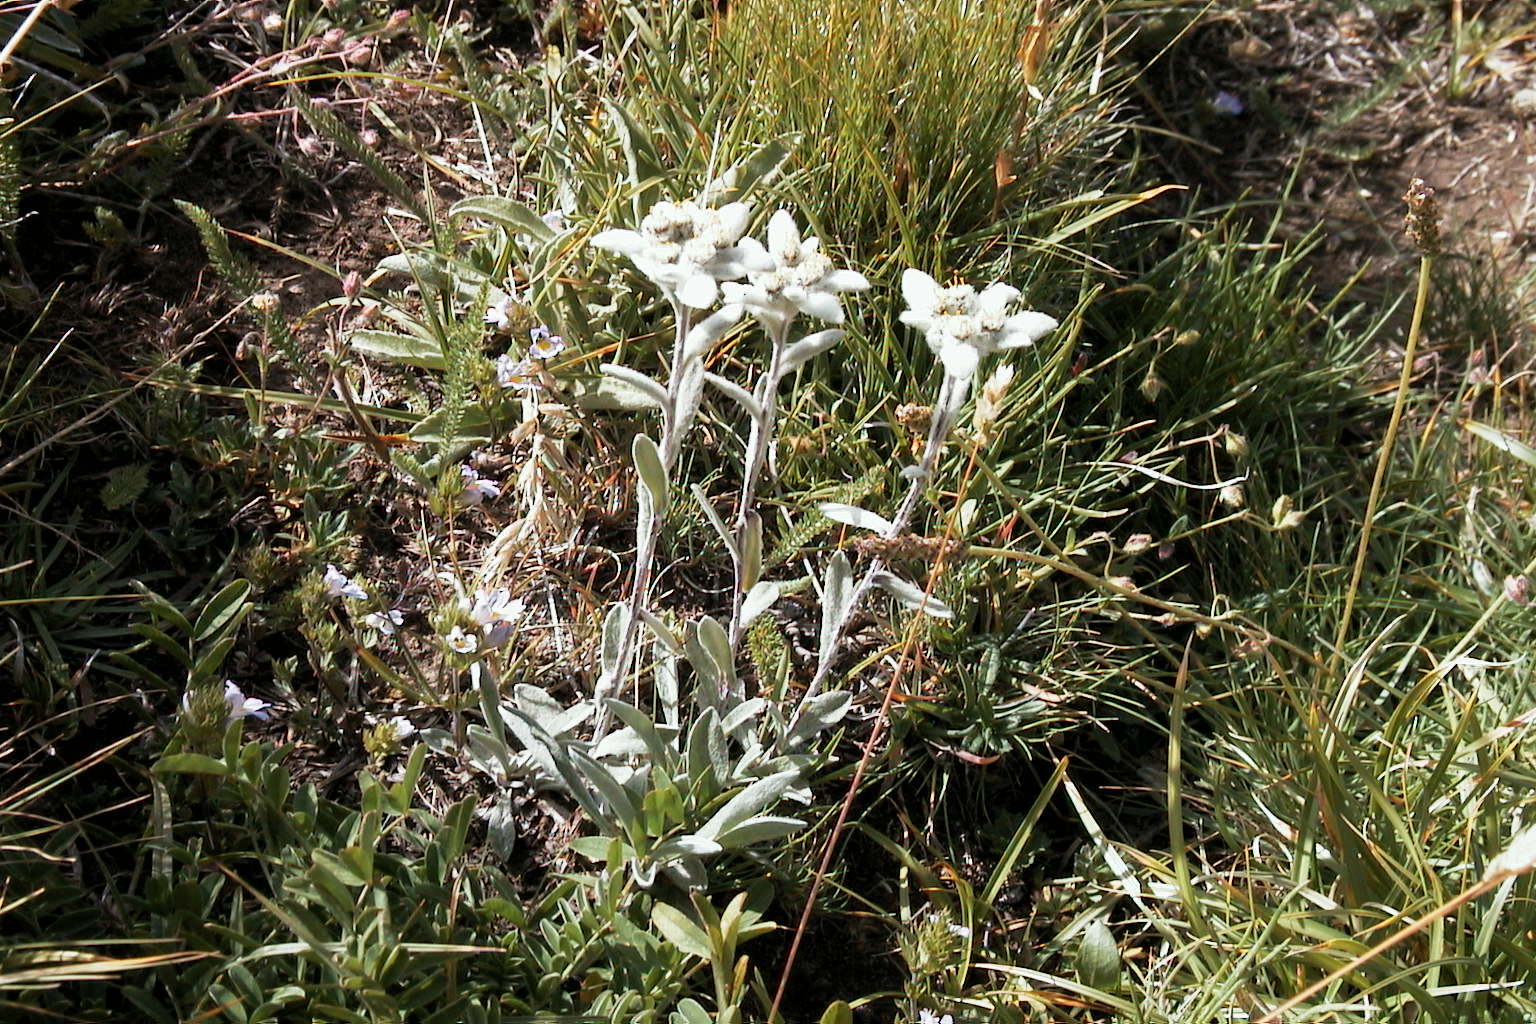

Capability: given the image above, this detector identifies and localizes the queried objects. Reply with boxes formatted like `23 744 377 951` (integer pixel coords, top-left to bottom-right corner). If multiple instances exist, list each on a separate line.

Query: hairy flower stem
726 318 792 651
591 299 694 742
790 373 964 724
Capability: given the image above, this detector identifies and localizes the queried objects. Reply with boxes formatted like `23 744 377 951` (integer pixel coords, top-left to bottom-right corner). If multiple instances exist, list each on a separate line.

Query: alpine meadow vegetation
7 1 1536 1022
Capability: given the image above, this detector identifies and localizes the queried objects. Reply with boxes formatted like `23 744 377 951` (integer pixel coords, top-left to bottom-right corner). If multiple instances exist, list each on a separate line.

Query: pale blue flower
323 564 367 600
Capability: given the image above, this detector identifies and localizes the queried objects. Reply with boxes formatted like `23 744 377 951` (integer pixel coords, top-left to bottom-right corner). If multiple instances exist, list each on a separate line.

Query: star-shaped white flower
722 210 869 330
899 269 1057 383
590 198 767 309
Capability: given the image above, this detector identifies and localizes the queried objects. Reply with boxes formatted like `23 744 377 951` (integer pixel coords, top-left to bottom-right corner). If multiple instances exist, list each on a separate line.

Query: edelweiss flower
528 324 566 360
323 564 367 600
459 465 501 507
899 269 1058 383
460 587 525 647
722 210 869 329
590 198 767 309
363 608 405 635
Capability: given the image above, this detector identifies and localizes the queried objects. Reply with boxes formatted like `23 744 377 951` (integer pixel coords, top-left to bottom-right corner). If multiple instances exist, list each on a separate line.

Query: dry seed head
1403 178 1441 257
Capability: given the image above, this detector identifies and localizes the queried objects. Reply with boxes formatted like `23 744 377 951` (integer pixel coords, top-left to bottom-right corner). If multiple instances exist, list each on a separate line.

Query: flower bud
1222 428 1249 458
1122 533 1153 556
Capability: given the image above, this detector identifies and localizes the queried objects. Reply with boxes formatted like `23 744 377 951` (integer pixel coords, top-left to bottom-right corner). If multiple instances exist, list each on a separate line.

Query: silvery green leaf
419 728 456 758
600 602 630 681
782 691 852 750
632 434 669 516
704 372 762 418
685 711 723 795
567 374 664 411
350 330 446 370
481 795 518 860
740 580 781 629
871 570 954 619
629 856 658 890
591 726 650 761
696 616 734 687
683 629 722 706
819 552 853 665
662 855 707 892
569 748 640 824
691 484 739 559
694 770 801 842
677 357 708 437
699 135 797 206
498 709 563 787
740 512 762 592
600 363 670 410
655 641 681 728
375 252 451 290
681 304 744 364
653 834 724 860
464 725 515 780
604 699 679 765
720 697 768 737
507 684 591 736
450 195 555 242
819 502 894 534
780 329 845 373
637 607 683 656
1076 918 1122 992
713 815 806 849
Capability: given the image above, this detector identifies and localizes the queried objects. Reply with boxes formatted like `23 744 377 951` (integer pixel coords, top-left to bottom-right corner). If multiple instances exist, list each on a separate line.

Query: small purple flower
1212 90 1244 116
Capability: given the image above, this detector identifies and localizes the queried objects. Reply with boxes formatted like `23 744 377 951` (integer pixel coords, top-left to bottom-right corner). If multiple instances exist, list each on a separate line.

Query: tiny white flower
362 608 405 635
899 269 1057 384
528 324 566 360
461 587 525 647
223 680 272 721
384 715 417 742
484 286 519 330
496 353 542 392
590 197 767 309
323 564 367 600
459 465 501 507
917 1011 953 1024
445 625 479 654
721 209 869 330
541 208 567 232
